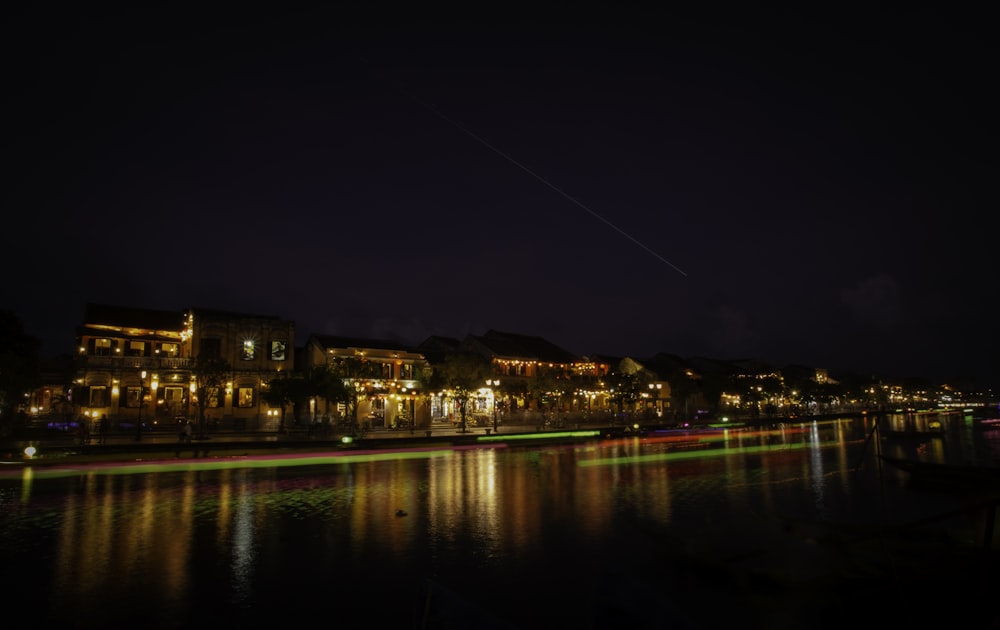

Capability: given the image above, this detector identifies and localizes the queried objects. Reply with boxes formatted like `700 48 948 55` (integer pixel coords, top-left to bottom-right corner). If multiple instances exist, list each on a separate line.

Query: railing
77 356 193 370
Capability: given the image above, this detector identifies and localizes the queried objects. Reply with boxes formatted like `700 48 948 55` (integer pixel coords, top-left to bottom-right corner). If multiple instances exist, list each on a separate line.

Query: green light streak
477 430 601 443
7 449 455 480
578 440 834 467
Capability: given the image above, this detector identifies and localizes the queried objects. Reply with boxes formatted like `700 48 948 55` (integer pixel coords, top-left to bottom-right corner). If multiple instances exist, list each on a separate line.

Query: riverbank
0 411 878 469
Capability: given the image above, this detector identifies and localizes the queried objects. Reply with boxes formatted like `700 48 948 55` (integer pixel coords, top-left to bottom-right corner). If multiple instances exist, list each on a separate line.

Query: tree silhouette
260 374 297 433
302 365 350 428
0 311 41 437
191 355 231 437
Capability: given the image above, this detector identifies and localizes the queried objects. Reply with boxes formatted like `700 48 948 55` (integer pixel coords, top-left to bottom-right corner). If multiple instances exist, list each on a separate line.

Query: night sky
5 6 996 388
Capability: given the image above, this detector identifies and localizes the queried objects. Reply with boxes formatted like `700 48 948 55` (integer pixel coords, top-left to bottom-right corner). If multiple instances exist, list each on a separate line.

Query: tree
604 358 655 420
0 311 41 437
667 369 701 420
260 374 297 433
527 368 576 421
326 357 373 430
429 351 492 432
302 365 351 425
700 370 735 415
191 355 231 438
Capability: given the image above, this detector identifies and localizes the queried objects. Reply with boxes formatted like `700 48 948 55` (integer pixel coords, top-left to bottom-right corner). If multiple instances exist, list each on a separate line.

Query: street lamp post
136 370 146 441
188 380 196 422
486 379 500 433
150 374 159 430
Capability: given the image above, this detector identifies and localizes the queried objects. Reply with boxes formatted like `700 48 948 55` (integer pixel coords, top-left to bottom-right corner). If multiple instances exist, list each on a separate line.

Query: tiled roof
639 352 695 377
416 335 463 352
685 356 740 376
468 330 580 364
415 336 463 363
310 334 414 353
82 303 186 332
189 306 285 322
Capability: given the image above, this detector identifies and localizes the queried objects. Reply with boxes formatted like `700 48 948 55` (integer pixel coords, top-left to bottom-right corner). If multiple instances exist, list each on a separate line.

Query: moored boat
879 454 1000 490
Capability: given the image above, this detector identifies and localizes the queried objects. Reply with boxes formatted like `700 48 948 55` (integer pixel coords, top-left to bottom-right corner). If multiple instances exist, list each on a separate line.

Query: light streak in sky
358 55 688 277
415 99 689 277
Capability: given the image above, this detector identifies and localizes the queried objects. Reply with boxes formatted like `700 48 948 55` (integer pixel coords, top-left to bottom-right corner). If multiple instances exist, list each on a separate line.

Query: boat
879 455 1000 490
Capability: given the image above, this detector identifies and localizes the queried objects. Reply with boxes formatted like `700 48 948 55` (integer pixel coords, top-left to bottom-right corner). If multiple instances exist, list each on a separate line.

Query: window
270 340 287 361
238 387 254 408
94 338 112 356
126 387 142 408
125 340 145 357
163 386 184 406
241 340 255 361
380 362 393 379
400 364 413 379
204 387 221 408
89 386 109 407
160 343 179 357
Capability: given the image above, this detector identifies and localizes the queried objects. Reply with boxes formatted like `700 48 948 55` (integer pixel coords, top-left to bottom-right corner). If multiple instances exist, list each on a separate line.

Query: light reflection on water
1 413 995 628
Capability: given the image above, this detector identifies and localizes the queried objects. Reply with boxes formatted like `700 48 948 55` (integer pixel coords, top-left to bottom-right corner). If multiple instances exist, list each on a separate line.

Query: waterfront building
300 334 430 429
70 303 295 433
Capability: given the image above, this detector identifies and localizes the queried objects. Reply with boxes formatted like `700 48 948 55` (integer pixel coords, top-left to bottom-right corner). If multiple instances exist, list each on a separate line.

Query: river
2 411 997 628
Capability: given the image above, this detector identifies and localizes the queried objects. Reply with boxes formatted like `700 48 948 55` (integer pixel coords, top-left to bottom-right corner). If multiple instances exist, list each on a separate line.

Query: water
2 412 997 629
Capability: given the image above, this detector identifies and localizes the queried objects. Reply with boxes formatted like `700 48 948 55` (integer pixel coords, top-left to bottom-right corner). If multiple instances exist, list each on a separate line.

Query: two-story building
73 303 295 433
188 307 296 431
300 334 430 429
461 330 614 422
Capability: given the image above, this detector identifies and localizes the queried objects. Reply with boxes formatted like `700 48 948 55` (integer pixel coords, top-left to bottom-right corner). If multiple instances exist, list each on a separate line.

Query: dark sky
4 6 996 388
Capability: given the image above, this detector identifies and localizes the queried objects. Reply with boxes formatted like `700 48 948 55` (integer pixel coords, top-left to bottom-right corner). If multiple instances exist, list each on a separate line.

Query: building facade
300 334 430 429
72 303 295 433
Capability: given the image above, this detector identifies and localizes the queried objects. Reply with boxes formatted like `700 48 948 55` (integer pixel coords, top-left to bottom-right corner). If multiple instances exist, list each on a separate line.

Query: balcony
78 355 193 370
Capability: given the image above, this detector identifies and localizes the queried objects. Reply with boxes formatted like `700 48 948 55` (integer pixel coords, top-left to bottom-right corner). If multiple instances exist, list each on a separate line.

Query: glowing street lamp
150 375 159 428
136 370 147 441
486 379 501 433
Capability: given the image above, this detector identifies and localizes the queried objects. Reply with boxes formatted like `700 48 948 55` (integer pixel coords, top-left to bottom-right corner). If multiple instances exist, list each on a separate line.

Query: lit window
270 340 287 361
238 387 254 408
206 387 221 408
